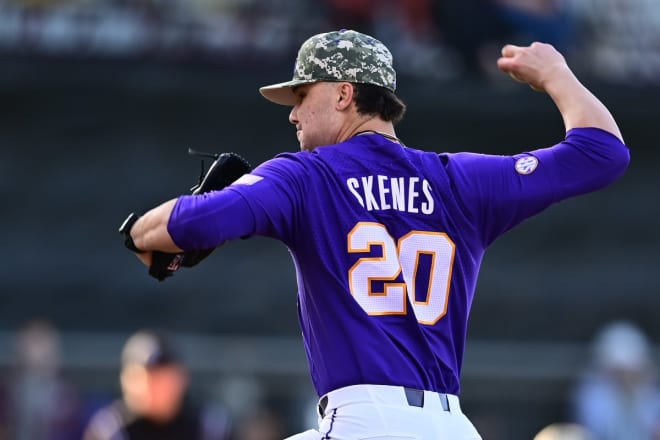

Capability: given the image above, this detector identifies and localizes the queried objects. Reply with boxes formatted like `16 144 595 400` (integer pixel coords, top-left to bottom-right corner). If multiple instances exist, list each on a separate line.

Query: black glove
120 151 252 281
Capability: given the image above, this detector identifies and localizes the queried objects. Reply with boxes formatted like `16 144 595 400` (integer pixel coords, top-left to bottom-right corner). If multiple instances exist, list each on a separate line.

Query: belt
318 387 451 417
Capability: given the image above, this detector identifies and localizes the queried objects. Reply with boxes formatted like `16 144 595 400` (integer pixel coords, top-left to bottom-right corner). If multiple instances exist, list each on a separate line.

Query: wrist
542 64 579 96
119 213 145 253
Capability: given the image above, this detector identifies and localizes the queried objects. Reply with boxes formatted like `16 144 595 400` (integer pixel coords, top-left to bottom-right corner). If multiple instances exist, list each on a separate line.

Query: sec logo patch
515 156 539 175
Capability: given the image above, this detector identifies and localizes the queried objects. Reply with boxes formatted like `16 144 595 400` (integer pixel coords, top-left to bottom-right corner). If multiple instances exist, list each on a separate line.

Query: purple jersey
168 128 629 396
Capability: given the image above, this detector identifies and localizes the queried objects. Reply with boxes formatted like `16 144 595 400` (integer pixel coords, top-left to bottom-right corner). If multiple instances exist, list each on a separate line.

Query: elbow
574 127 631 182
607 139 631 181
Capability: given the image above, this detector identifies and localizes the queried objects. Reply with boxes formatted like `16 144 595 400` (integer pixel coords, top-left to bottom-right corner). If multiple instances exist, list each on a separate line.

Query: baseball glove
120 151 252 281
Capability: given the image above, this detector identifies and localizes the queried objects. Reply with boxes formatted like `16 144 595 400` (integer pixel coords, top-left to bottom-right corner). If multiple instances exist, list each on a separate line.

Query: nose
289 106 299 125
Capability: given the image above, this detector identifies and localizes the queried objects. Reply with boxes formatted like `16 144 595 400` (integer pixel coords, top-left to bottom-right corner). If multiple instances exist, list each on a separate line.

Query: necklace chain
354 130 402 144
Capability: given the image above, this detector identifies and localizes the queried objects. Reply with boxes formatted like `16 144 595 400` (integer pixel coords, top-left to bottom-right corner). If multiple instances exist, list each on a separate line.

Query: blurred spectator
0 319 85 440
491 0 573 52
567 0 660 85
433 0 506 77
83 329 229 440
324 0 460 79
534 422 593 440
572 321 660 440
322 0 376 34
435 0 573 78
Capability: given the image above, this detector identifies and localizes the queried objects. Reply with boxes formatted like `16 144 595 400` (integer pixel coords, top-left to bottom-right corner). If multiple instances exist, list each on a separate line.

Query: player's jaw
289 119 314 151
289 82 341 152
295 125 332 152
294 125 306 150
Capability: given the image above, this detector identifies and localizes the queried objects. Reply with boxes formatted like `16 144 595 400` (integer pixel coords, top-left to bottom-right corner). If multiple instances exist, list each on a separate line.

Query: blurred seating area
0 0 313 63
1 0 660 83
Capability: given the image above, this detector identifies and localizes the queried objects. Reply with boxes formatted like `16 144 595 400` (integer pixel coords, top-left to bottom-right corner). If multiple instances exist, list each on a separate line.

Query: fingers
497 42 549 72
497 44 525 72
136 251 153 267
500 44 522 58
497 42 566 93
497 56 513 72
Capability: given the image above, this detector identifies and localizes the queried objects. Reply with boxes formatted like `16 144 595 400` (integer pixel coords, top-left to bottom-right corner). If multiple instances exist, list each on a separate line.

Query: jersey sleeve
227 153 305 244
445 127 630 246
167 154 304 250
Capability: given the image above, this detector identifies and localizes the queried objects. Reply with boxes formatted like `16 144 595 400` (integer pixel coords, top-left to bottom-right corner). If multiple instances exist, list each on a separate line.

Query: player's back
282 133 484 397
211 127 627 397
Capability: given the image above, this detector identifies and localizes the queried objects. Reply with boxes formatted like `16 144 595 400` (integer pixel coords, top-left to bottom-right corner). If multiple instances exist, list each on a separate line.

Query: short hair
352 83 407 125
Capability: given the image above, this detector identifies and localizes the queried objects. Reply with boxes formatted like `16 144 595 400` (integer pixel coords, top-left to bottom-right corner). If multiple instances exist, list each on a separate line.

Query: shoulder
249 151 322 183
257 151 310 171
84 401 131 440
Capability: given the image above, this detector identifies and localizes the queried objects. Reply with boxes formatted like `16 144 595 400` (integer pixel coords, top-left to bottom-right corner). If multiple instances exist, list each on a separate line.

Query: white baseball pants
285 384 482 440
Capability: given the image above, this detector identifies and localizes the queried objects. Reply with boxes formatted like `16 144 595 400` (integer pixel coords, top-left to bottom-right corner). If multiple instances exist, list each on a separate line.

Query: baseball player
83 330 230 440
121 30 629 439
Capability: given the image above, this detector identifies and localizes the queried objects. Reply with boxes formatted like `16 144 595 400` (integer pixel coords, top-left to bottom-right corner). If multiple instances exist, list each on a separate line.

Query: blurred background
0 0 659 438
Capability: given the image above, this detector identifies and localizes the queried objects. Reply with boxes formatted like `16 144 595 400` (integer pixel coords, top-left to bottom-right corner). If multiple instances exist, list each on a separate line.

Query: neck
341 117 399 144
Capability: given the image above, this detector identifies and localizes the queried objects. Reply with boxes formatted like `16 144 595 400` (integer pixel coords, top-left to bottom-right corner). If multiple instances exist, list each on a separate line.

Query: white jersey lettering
421 179 434 214
361 176 380 211
378 175 391 210
347 177 365 208
391 177 406 211
346 176 435 215
408 177 420 214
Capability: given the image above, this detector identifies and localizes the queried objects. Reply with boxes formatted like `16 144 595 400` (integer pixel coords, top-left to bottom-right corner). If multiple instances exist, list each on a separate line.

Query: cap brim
259 79 315 106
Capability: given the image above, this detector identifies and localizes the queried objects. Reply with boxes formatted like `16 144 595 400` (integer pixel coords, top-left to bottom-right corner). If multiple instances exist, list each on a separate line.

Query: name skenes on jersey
346 175 434 214
168 129 629 397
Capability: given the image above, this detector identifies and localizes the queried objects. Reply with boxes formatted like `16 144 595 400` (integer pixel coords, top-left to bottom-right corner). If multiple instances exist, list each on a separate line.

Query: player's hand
497 42 571 92
135 250 153 267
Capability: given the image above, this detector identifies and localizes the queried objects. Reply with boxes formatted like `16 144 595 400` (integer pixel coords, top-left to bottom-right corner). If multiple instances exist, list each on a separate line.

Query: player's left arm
128 187 260 266
128 154 305 268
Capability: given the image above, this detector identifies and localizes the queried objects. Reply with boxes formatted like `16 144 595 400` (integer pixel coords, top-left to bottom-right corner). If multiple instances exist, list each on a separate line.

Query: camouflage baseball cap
260 29 397 106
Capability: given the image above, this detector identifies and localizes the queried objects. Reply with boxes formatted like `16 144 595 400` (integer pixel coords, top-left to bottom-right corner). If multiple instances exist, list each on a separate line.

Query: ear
335 82 355 111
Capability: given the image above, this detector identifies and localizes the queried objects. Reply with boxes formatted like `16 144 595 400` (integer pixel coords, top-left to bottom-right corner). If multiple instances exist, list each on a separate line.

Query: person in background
572 321 660 440
83 329 229 440
0 319 84 440
534 422 593 440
